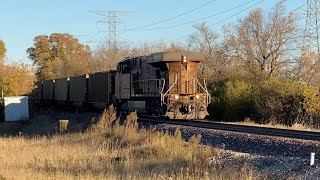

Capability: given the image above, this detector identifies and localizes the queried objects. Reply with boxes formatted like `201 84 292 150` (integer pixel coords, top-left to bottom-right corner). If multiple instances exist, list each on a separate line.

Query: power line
122 0 257 32
89 10 131 50
172 0 265 42
125 0 217 31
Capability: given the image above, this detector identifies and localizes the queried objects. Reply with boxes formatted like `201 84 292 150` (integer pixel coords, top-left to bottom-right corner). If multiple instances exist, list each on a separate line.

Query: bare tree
294 50 320 85
91 46 129 73
225 1 298 78
188 22 224 77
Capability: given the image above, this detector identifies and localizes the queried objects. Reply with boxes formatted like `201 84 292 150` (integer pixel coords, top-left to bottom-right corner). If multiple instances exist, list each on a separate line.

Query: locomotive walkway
139 118 320 141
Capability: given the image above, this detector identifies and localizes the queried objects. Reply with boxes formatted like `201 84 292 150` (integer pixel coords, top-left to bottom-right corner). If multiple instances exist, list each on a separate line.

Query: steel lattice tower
303 0 320 54
90 11 129 51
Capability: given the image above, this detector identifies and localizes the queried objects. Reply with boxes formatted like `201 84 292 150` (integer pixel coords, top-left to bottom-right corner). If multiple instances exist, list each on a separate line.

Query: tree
27 33 92 80
0 40 6 63
225 1 298 78
90 40 187 73
91 46 129 73
188 23 223 77
2 64 36 96
294 50 320 85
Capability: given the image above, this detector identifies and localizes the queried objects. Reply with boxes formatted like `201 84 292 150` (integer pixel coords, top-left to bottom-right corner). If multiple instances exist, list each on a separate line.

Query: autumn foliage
0 40 35 97
27 33 92 80
1 64 35 96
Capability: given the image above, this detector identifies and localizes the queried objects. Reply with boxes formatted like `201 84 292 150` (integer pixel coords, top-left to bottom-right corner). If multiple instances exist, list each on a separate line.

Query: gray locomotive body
37 51 210 120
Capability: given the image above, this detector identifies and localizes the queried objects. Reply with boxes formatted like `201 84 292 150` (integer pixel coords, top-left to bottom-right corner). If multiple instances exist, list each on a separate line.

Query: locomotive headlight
174 95 180 100
182 56 187 63
196 94 200 99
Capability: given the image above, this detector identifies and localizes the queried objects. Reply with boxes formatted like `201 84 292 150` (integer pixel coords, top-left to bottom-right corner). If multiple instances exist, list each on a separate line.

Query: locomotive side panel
54 78 68 101
140 59 159 96
42 80 54 101
69 75 87 102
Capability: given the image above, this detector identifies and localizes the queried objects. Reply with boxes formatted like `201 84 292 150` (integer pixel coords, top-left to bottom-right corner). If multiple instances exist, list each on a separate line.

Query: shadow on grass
0 106 99 137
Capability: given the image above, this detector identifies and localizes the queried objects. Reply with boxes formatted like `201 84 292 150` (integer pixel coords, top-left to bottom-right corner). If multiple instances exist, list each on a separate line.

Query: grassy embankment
0 106 254 179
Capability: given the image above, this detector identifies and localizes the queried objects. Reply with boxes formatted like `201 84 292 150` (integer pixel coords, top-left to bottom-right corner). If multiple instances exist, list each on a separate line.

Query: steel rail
138 118 320 141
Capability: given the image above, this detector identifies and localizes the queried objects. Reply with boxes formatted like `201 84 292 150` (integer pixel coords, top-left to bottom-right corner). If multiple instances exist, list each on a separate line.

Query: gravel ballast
152 123 320 179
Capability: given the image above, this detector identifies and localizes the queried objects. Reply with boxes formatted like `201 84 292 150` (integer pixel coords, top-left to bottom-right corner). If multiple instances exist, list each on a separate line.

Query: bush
209 77 320 127
209 80 255 121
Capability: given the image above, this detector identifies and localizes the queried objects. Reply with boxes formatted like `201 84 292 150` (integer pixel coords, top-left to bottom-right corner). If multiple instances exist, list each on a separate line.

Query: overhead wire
173 2 305 42
172 0 265 42
125 0 218 31
122 0 258 32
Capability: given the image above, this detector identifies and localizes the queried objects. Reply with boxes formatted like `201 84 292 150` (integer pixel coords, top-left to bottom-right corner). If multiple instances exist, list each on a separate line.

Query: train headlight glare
196 94 200 99
182 56 187 63
174 95 179 100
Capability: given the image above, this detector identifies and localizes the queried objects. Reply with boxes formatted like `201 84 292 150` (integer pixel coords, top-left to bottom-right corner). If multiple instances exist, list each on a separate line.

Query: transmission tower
303 0 320 55
89 10 130 51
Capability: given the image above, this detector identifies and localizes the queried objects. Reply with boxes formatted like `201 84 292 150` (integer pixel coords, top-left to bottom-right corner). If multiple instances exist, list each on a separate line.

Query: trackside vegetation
0 107 255 179
208 77 320 128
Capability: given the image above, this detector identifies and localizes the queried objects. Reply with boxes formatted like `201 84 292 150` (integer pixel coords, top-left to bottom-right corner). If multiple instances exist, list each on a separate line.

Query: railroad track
139 118 320 141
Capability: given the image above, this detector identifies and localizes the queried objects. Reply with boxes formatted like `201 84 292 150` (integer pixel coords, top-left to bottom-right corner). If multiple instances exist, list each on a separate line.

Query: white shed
4 96 29 121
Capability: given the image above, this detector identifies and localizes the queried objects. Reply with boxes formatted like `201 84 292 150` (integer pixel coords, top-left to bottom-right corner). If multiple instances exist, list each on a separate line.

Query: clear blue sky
0 0 305 64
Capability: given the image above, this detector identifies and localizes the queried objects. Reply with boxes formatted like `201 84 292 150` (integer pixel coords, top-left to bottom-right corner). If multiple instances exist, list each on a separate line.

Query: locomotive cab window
120 61 131 74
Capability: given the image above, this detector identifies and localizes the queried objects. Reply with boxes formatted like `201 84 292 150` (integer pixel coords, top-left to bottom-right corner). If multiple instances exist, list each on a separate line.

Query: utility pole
89 10 130 52
303 0 320 55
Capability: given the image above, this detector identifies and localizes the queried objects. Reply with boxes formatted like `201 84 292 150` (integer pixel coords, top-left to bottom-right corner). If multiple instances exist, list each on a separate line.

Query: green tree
27 33 92 80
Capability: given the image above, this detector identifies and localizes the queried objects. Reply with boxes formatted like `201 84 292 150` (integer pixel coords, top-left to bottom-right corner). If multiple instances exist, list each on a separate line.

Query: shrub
209 80 255 121
96 104 117 131
254 78 304 125
209 77 320 127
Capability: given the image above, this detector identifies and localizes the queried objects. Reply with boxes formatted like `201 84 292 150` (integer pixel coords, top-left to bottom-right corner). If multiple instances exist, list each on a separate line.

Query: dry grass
95 104 117 130
0 108 255 179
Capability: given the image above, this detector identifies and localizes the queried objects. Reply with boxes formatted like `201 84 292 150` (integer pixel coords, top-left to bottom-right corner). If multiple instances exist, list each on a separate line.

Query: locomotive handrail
160 78 165 106
194 78 211 104
203 78 211 104
162 74 178 105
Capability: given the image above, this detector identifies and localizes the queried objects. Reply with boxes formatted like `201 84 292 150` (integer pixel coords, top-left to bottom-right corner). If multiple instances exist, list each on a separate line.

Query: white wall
4 96 29 121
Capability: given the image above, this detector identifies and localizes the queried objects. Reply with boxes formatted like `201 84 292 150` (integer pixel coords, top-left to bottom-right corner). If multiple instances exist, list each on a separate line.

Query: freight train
36 51 211 119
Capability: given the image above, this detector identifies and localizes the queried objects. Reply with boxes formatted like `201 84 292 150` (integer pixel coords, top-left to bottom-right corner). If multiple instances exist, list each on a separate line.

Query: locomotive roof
147 51 205 63
118 51 204 64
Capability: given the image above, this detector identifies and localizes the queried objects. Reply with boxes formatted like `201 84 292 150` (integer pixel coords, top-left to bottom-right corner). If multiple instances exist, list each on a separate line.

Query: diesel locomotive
37 51 211 119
